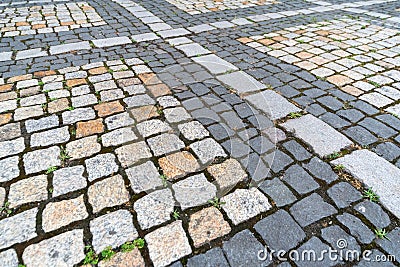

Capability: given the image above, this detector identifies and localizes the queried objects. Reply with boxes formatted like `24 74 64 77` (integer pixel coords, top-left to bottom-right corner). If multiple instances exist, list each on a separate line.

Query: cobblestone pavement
1 0 400 266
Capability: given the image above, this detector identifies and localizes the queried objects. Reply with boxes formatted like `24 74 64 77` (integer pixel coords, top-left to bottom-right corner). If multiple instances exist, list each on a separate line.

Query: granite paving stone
8 175 47 208
255 210 305 252
354 201 391 229
88 175 130 213
222 188 271 225
222 230 270 266
188 207 231 247
134 189 174 230
85 153 119 182
333 150 400 219
0 208 37 250
145 221 192 267
126 161 163 193
282 115 353 157
0 249 18 267
90 210 138 253
337 213 375 244
42 195 88 232
173 174 217 209
23 146 61 174
22 230 85 267
327 182 362 209
290 193 337 227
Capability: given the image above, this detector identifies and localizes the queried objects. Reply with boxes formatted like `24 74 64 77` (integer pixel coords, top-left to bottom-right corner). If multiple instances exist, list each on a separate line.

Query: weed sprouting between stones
363 188 380 203
208 197 225 209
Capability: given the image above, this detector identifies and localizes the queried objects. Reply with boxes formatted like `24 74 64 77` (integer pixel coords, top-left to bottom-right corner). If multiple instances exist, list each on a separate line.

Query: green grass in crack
46 166 58 174
83 247 99 265
374 228 389 240
59 146 71 161
208 197 225 209
333 164 345 172
101 246 115 261
368 80 381 88
0 201 12 216
172 209 180 220
327 151 342 160
363 188 380 203
288 112 303 119
121 238 145 252
160 174 168 187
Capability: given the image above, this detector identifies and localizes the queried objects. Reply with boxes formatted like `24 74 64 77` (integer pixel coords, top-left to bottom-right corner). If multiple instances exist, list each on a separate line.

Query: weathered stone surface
0 123 21 142
173 174 216 209
158 151 200 180
85 153 119 181
90 210 138 253
255 210 305 251
88 175 130 212
23 230 85 267
25 115 59 133
134 189 174 230
333 149 400 219
136 119 171 137
190 138 227 164
126 161 163 193
0 208 37 249
178 121 209 140
101 127 137 147
188 207 231 247
222 188 271 225
98 249 145 267
8 175 47 208
0 156 19 182
145 221 192 267
207 159 247 194
337 213 374 244
295 237 339 267
66 135 101 160
52 166 87 197
354 201 391 229
327 182 362 209
164 107 191 123
376 227 400 264
147 133 185 156
259 178 297 207
283 164 319 195
30 126 70 147
281 114 353 157
187 248 229 267
76 119 104 138
217 71 265 93
303 157 338 184
246 90 301 120
290 193 337 227
0 249 18 267
116 142 152 167
23 146 61 174
193 54 238 74
0 137 25 159
42 195 88 232
62 107 96 124
321 225 361 260
222 230 268 266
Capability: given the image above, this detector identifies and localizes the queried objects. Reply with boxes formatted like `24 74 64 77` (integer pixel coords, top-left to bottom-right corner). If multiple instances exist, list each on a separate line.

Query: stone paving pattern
0 0 400 266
